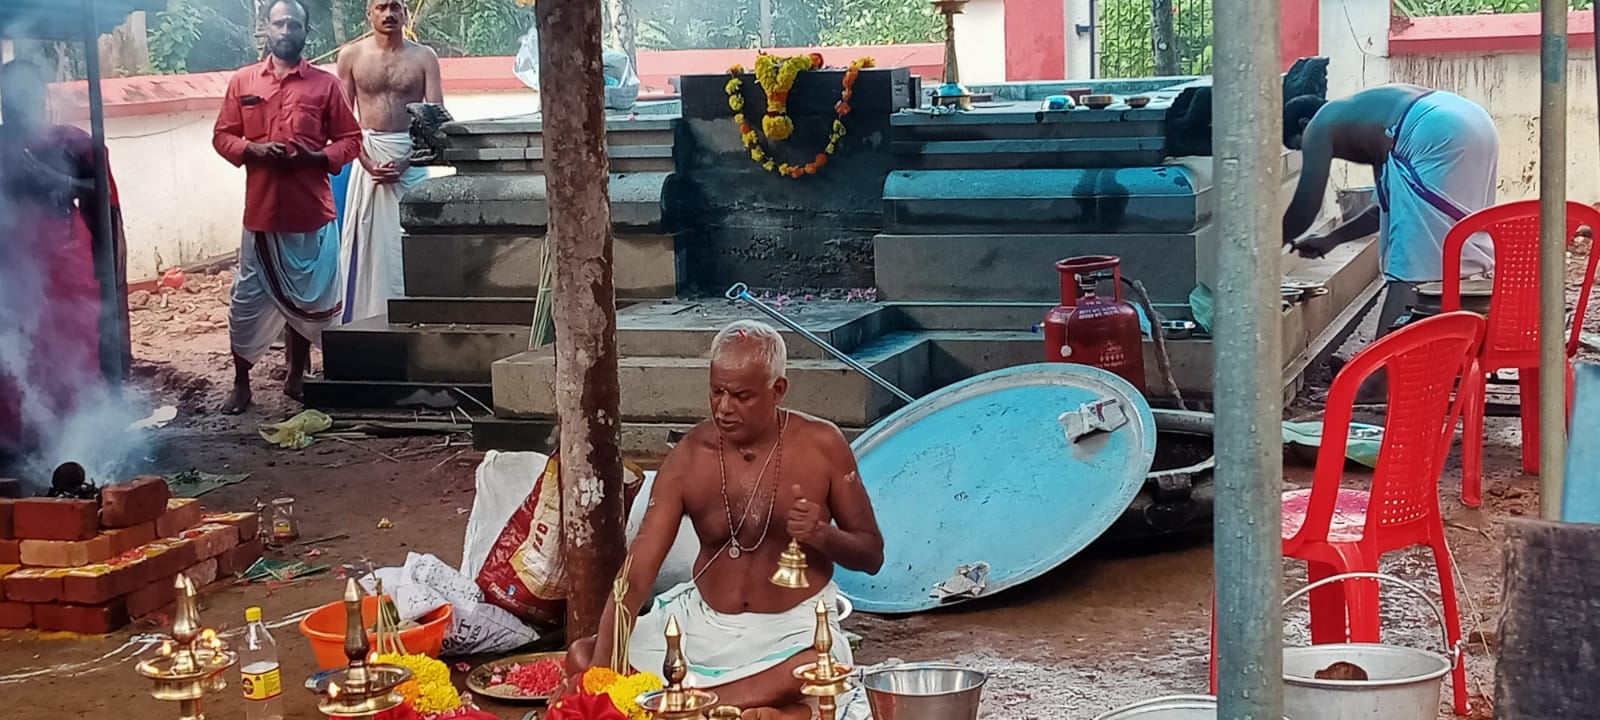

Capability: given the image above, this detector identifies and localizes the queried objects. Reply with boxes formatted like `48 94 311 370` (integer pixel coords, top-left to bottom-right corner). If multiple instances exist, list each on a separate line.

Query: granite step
386 296 661 326
872 229 1211 305
321 316 528 383
400 231 680 299
492 331 931 427
613 298 895 360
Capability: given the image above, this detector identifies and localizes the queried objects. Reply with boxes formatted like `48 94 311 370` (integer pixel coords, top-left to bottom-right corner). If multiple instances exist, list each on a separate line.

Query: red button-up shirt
213 59 361 234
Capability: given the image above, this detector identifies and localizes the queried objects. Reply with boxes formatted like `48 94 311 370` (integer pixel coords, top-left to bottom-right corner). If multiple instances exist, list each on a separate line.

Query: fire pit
1105 409 1215 541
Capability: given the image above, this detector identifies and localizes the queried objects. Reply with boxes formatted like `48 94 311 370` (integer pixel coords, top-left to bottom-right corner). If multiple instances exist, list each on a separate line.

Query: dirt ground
0 264 1583 719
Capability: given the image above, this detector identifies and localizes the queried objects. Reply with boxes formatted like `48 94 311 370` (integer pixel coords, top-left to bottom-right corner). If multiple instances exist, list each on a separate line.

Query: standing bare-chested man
565 320 885 720
335 0 442 323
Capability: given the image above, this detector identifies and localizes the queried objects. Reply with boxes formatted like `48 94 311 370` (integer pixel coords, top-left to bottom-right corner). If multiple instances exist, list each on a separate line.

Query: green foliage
818 0 942 46
1392 0 1590 16
148 0 208 73
1096 0 1212 78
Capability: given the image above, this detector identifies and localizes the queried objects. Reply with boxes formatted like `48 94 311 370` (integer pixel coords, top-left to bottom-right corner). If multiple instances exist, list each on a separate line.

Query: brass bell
770 539 811 589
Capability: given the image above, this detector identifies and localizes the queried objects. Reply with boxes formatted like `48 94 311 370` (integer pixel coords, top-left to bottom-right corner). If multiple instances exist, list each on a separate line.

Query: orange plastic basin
298 596 453 670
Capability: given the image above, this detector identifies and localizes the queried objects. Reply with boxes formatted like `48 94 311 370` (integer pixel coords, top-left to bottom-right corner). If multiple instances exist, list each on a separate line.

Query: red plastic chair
1208 311 1485 715
1445 200 1600 505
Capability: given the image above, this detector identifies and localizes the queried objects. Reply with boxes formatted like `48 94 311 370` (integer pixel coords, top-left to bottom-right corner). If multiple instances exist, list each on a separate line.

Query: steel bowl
862 663 987 720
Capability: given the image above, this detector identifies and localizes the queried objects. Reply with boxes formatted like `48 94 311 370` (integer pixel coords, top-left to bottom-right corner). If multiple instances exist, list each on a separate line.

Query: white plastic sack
513 24 540 92
359 552 538 656
461 450 547 581
625 471 699 598
602 49 641 111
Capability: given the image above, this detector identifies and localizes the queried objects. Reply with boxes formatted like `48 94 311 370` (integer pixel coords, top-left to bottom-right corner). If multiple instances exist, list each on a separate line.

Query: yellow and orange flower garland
726 54 875 179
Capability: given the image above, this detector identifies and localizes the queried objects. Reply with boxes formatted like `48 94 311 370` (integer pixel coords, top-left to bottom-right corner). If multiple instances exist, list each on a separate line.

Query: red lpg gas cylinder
1043 255 1147 392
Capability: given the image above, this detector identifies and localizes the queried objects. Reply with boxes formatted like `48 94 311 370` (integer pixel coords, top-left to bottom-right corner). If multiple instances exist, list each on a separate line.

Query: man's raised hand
786 484 825 543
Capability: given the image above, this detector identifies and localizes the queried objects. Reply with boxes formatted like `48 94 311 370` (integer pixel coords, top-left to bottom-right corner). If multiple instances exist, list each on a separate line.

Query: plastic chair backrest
1297 312 1485 547
1441 200 1600 363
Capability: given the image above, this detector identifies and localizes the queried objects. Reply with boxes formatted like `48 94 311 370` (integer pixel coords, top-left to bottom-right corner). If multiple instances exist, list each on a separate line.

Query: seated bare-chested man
565 319 885 720
335 0 441 323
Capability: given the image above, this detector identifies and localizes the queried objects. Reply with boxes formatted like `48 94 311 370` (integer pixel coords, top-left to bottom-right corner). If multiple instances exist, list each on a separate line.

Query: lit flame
328 682 342 699
160 640 175 657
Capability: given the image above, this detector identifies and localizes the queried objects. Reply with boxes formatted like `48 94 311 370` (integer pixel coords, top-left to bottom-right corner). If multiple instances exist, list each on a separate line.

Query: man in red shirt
213 0 361 414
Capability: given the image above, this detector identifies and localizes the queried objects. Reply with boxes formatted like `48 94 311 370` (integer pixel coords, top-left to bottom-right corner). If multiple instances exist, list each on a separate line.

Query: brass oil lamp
637 615 721 720
307 579 413 718
930 0 973 110
135 575 238 720
795 599 854 720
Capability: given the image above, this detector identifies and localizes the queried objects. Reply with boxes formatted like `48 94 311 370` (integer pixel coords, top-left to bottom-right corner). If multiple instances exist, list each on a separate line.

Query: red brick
99 476 172 529
183 558 219 589
201 512 260 544
13 499 99 541
139 537 197 582
0 478 20 498
179 524 238 561
216 538 263 577
0 499 14 539
0 601 30 628
126 576 178 619
155 498 203 537
20 535 114 567
61 554 148 606
104 523 156 556
0 539 17 565
34 600 129 634
3 567 69 603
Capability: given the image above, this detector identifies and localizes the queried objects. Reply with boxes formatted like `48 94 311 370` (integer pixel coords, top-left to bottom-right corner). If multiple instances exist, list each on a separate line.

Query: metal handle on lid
1281 571 1458 668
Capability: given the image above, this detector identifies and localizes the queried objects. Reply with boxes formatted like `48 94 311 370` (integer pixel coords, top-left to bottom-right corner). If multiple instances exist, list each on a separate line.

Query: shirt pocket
286 102 325 145
241 102 270 140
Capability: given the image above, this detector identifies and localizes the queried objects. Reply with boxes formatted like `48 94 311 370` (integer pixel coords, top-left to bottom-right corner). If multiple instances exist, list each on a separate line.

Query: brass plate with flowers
467 651 568 703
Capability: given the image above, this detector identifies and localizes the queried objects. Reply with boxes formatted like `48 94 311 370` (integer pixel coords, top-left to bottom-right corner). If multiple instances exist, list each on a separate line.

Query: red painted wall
1005 0 1068 80
1281 0 1321 70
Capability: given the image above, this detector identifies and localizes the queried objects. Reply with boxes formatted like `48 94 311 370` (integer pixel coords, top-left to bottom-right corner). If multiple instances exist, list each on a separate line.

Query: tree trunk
759 0 774 47
609 0 638 76
330 0 350 45
1150 0 1180 76
536 0 626 641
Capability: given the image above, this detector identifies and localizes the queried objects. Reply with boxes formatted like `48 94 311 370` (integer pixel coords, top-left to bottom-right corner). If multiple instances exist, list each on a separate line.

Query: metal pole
1210 0 1283 711
82 0 124 390
725 283 916 405
538 0 627 638
1539 0 1567 520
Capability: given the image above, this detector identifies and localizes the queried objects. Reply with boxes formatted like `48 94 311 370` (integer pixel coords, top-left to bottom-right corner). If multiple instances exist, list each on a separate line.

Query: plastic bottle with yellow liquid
241 606 284 720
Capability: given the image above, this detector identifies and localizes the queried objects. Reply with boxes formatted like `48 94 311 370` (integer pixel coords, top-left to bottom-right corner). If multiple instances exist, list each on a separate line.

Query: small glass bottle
241 606 285 720
268 497 298 545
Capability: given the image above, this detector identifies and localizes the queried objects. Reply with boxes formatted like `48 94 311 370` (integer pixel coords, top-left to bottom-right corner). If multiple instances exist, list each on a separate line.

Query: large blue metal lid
838 363 1156 614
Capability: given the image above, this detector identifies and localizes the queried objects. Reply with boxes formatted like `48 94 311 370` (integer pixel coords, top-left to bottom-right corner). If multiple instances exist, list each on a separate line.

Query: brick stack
0 477 263 634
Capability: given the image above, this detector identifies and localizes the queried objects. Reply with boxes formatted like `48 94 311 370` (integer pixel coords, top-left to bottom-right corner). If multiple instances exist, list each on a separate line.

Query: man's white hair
711 320 788 386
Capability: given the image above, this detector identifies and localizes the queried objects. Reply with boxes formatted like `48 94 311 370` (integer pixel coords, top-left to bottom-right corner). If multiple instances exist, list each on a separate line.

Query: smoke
0 42 151 491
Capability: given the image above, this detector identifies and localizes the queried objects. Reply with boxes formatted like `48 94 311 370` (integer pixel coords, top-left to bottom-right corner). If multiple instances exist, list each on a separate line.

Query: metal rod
1210 0 1284 710
82 0 123 390
724 283 916 405
1539 0 1568 520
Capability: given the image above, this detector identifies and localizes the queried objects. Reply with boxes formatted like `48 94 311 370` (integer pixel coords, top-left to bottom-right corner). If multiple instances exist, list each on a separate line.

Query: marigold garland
726 55 875 179
377 652 462 716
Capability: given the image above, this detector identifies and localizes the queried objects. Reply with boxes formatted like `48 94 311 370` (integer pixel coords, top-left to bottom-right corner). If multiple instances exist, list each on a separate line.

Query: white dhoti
229 223 343 362
339 130 428 324
630 581 854 688
1377 90 1499 283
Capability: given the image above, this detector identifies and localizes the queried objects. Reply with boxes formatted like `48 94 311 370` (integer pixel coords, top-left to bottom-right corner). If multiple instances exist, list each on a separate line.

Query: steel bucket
862 663 986 720
1094 695 1221 719
1282 572 1454 720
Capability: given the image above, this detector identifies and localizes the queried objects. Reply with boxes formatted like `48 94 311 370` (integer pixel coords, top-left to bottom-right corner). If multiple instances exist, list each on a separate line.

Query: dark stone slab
679 68 915 119
1496 518 1600 719
882 166 1208 234
303 379 493 412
